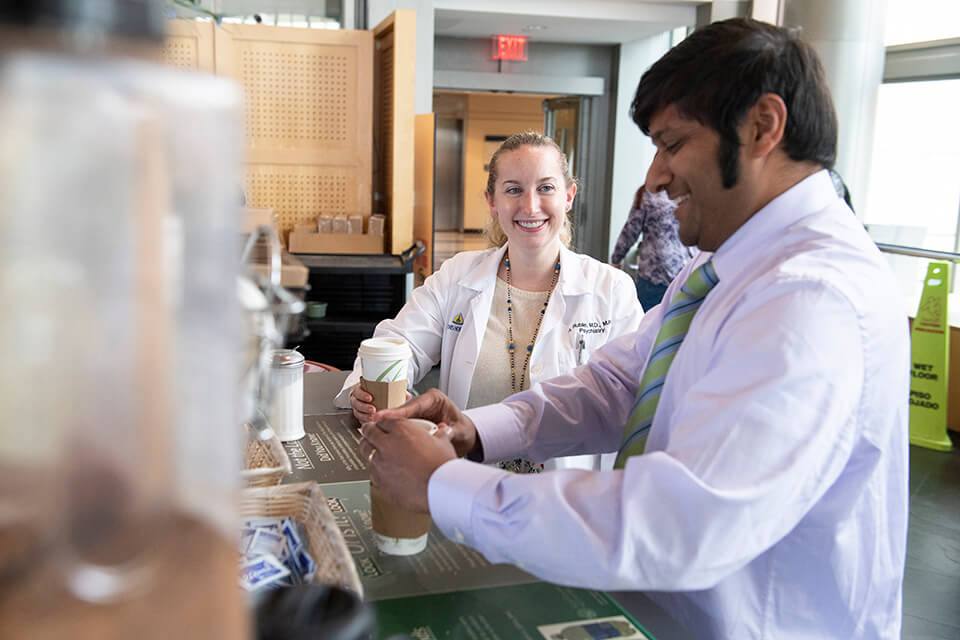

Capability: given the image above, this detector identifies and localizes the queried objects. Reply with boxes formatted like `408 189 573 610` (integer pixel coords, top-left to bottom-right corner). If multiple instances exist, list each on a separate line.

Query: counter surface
297 371 693 639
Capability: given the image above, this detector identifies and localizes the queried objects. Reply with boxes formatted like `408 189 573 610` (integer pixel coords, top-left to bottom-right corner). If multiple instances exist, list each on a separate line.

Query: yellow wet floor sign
909 262 953 451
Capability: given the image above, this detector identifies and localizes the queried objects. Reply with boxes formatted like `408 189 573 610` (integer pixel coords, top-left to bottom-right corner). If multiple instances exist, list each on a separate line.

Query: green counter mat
373 582 654 640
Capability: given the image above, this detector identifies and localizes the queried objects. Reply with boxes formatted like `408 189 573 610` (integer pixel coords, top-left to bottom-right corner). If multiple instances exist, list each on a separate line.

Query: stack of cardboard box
288 213 386 255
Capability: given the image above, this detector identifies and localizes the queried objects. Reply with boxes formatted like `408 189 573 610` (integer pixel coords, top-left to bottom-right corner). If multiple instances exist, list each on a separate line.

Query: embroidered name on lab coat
447 313 464 332
569 319 611 335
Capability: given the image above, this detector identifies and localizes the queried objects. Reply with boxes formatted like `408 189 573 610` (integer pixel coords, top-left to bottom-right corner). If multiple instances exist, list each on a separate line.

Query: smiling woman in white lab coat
336 132 642 471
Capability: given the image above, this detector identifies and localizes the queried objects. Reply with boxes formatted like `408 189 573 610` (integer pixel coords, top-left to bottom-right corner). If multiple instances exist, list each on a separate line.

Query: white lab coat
335 243 643 469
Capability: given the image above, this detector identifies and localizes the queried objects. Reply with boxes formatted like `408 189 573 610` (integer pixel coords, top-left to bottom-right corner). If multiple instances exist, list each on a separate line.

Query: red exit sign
492 34 528 61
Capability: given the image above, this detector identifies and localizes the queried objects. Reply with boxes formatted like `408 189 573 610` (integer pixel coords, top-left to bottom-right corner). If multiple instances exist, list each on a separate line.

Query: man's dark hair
631 18 837 188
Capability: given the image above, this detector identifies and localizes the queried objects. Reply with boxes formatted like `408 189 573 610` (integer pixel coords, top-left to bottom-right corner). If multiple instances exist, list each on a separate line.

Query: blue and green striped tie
614 260 719 468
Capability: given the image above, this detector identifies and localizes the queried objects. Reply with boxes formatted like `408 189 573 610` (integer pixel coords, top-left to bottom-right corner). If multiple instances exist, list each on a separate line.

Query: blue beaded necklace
504 252 561 393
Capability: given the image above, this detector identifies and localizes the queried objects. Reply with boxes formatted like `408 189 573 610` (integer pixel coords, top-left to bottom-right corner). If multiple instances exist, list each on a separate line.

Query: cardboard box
247 250 309 288
347 214 364 235
288 230 384 255
368 214 385 237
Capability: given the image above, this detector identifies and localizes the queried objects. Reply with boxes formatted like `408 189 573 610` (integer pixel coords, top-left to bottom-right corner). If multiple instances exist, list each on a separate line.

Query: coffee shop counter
293 371 693 640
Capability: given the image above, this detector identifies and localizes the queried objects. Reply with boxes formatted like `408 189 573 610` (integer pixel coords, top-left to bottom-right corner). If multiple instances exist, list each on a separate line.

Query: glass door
544 97 590 253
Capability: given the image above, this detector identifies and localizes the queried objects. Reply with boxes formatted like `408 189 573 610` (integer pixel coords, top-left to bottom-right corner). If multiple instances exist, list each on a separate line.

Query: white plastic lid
357 337 412 360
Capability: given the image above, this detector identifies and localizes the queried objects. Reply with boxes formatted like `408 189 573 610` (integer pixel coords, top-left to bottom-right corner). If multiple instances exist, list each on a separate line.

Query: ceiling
433 0 705 45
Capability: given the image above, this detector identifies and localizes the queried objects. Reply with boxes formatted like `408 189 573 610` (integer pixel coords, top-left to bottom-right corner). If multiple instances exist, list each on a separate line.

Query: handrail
875 243 960 263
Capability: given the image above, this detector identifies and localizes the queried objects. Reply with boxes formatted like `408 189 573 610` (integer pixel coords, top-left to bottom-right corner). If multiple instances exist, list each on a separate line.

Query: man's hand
375 389 479 458
359 418 457 513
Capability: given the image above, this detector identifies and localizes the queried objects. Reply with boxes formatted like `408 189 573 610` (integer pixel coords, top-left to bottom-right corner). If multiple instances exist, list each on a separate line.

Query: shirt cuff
428 458 505 547
464 402 525 463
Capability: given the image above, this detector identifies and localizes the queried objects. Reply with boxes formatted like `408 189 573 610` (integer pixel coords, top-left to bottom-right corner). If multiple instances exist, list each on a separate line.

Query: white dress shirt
428 170 910 639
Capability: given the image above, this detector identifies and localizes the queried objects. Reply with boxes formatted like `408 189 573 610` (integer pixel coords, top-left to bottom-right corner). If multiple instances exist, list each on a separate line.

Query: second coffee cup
357 337 412 411
370 418 437 555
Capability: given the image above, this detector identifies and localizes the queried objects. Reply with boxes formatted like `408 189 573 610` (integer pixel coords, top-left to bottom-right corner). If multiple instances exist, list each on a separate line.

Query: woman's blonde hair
483 132 577 248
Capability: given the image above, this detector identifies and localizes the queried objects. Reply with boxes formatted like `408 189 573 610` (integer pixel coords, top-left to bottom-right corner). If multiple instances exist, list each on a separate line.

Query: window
884 0 960 46
864 79 960 254
863 0 960 316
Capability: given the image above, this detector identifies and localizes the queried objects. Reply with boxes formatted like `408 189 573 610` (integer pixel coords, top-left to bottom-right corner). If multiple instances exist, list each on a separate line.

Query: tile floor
902 431 960 638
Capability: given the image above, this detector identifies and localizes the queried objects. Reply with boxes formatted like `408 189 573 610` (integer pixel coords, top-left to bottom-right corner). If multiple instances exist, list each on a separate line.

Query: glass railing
876 242 960 324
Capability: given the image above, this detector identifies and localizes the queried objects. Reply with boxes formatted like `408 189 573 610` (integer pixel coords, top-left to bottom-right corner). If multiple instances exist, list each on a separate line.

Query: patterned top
610 188 694 286
467 278 546 474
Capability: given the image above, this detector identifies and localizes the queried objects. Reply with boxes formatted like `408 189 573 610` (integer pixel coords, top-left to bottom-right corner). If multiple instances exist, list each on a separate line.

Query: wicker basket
239 482 363 597
242 425 292 487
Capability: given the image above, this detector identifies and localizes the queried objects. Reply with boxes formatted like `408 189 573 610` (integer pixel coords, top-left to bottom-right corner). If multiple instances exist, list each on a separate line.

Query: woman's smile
515 219 548 231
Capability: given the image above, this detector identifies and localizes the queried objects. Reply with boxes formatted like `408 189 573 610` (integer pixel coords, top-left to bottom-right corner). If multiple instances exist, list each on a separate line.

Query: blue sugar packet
240 554 290 591
240 527 257 553
295 546 318 582
240 516 317 588
280 518 303 553
248 528 286 558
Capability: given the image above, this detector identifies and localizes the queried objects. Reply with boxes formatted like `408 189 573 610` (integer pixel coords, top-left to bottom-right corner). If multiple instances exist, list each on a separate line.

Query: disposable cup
358 337 411 383
370 419 437 555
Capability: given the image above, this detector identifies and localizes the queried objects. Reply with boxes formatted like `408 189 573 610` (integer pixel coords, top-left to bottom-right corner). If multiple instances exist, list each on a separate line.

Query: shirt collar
710 169 837 283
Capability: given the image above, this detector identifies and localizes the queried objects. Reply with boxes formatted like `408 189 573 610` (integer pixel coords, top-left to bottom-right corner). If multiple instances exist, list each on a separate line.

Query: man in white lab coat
361 18 909 639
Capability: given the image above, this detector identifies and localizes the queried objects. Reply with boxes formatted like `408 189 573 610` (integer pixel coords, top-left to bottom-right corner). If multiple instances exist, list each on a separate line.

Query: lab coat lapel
446 245 504 407
536 246 581 352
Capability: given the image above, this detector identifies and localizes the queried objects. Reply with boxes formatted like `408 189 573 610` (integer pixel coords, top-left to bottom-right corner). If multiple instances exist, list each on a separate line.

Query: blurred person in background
610 179 696 310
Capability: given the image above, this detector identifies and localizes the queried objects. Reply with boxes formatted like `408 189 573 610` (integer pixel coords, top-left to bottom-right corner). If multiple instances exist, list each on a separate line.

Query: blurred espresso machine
0 1 250 637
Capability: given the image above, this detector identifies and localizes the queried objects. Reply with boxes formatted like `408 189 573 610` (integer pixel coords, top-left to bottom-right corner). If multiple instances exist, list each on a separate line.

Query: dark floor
417 367 960 637
903 431 960 638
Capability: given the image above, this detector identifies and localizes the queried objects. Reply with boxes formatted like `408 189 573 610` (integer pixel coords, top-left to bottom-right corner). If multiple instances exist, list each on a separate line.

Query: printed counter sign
909 262 953 451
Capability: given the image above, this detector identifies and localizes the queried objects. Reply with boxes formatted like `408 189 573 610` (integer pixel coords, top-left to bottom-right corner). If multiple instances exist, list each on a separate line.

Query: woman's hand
351 384 413 423
349 385 376 423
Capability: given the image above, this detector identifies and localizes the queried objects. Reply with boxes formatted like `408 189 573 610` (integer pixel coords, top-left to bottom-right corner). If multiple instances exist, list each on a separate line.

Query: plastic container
306 301 328 318
269 349 306 441
0 2 247 635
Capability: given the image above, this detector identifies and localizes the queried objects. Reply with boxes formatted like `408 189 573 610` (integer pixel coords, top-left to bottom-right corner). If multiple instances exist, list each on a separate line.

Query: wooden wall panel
214 24 373 240
462 94 544 231
162 20 214 72
374 10 416 254
413 113 435 286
